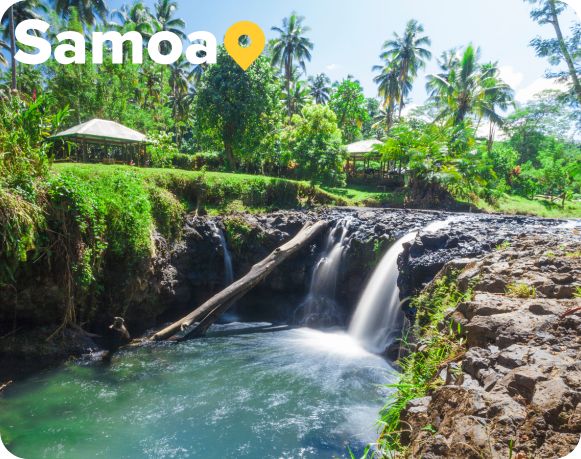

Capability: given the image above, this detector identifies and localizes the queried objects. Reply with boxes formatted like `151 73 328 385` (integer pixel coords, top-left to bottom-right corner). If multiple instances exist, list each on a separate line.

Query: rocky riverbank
394 233 581 458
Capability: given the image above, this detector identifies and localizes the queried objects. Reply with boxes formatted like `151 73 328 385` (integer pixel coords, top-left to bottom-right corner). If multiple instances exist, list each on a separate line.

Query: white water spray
299 219 352 325
349 217 459 353
209 222 234 286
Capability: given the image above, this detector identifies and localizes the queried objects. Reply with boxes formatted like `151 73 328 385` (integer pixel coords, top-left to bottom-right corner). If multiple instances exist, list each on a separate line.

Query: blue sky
105 0 578 106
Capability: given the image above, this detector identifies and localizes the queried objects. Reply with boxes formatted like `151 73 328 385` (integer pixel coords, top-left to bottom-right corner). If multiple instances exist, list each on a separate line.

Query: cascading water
298 218 352 325
349 217 458 353
209 222 234 286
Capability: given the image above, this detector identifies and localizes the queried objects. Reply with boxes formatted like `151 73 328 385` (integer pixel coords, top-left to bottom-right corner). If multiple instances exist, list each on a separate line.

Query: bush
0 95 69 192
0 187 45 283
281 104 347 187
170 153 196 170
147 186 186 241
149 131 180 168
191 151 224 171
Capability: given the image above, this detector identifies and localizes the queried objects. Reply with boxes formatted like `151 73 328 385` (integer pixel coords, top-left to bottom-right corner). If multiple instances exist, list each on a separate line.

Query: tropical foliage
0 2 578 211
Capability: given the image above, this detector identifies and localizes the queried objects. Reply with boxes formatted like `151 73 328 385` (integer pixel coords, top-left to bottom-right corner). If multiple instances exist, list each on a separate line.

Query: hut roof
346 139 383 156
51 119 147 144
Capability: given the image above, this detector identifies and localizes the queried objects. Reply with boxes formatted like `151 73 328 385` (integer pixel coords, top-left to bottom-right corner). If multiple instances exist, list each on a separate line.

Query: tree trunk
150 221 328 341
285 55 292 119
487 122 496 153
549 0 581 105
9 6 17 91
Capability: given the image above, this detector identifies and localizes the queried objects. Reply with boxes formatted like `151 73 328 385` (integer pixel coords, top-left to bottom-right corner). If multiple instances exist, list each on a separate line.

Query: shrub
191 151 224 171
223 216 254 254
0 95 69 192
281 104 347 187
147 186 186 241
149 131 180 168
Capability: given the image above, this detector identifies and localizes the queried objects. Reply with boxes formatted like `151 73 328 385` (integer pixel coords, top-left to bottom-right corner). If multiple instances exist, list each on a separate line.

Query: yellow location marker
224 21 266 71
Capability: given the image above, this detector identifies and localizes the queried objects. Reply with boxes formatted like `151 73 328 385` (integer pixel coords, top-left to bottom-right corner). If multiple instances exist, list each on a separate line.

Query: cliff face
0 208 571 384
398 234 581 459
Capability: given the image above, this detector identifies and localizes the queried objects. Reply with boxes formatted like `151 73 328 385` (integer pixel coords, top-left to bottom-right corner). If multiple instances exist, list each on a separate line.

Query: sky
108 0 579 109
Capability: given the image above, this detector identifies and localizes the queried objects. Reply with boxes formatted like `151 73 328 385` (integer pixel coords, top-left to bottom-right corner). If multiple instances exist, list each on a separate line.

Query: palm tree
0 27 8 67
150 0 186 93
372 61 400 132
54 0 108 25
426 45 514 139
380 19 432 118
140 65 162 109
152 0 186 47
189 38 211 84
477 62 515 151
169 58 192 103
308 73 332 104
2 0 47 90
271 12 314 117
168 57 195 145
107 1 153 63
110 1 153 38
283 80 312 116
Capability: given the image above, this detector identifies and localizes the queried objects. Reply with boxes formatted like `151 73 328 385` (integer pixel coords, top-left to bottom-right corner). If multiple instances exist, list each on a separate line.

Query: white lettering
15 19 51 65
93 31 143 64
186 32 217 65
54 31 86 64
148 32 182 65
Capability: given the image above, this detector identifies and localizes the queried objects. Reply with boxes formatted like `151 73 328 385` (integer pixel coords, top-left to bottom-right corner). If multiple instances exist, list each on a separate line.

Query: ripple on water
0 324 395 459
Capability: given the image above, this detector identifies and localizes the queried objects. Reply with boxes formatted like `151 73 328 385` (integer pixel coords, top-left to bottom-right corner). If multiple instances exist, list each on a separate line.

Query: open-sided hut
345 139 383 178
50 119 149 166
345 139 405 187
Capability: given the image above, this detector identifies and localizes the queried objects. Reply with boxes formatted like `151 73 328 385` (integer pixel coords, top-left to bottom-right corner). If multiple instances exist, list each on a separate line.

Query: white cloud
325 64 342 72
499 66 524 90
401 103 419 117
563 0 581 19
515 78 568 103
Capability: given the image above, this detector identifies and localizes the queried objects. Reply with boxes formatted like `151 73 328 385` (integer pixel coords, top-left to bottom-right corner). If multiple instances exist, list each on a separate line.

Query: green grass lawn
322 184 405 207
476 194 581 219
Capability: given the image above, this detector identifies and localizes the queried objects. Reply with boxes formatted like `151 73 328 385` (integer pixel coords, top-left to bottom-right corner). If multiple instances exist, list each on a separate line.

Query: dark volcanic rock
397 215 562 304
398 234 581 459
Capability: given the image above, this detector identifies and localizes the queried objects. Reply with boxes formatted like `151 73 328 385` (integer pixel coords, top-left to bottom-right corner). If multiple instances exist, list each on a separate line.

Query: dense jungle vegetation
0 0 579 322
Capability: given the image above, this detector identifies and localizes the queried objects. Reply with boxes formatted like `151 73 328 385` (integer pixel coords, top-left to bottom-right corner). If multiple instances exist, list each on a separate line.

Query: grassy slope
53 164 348 212
54 164 581 219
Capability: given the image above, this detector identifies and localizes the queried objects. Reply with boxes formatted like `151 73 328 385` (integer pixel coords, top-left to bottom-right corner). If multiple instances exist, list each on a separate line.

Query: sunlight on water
0 324 394 459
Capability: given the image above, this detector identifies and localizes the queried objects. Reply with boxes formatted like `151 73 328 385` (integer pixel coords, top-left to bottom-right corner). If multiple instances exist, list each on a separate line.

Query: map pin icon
224 21 266 70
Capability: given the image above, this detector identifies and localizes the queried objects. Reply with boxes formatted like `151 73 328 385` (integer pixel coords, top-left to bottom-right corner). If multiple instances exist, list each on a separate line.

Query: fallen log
151 220 328 341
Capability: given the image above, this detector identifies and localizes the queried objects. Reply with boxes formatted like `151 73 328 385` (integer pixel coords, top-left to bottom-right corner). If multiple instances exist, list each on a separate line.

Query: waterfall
209 222 234 286
298 218 352 325
349 218 457 353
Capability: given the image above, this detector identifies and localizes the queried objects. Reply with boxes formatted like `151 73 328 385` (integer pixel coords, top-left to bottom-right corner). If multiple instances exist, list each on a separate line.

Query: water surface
0 324 393 459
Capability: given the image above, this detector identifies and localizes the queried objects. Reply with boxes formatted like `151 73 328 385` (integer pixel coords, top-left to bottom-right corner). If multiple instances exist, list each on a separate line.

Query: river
0 323 394 459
